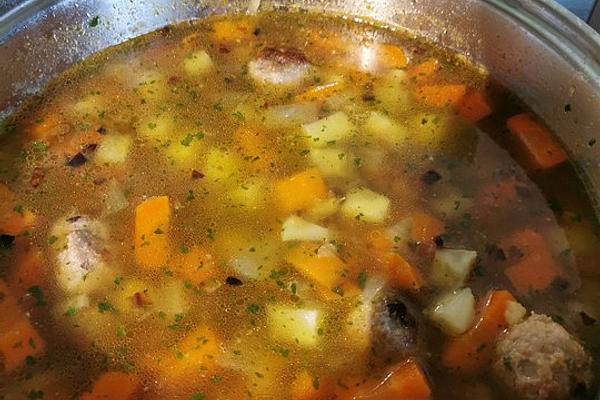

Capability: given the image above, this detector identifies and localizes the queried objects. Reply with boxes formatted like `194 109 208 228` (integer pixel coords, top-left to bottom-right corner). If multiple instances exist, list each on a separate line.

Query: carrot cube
134 196 171 269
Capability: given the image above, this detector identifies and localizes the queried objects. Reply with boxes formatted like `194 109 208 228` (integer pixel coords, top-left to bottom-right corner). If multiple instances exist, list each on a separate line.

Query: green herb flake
502 356 513 370
98 301 115 313
312 376 320 390
180 245 190 254
247 303 260 314
64 307 77 317
27 286 46 307
48 235 58 245
27 390 45 399
154 228 164 235
116 325 127 338
190 392 206 400
357 270 367 290
232 111 246 121
186 190 195 202
88 16 100 27
114 276 123 286
181 134 195 147
290 282 297 295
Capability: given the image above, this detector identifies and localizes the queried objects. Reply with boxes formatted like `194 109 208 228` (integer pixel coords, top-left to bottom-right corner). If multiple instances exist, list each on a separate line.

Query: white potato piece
95 134 132 165
427 288 476 336
341 187 391 223
71 95 105 119
430 248 478 288
302 111 355 147
204 148 240 182
103 179 129 215
505 300 527 326
138 114 176 141
373 69 411 113
309 148 353 178
363 111 410 145
165 139 205 169
228 179 267 210
281 215 330 242
135 70 167 101
183 50 214 76
304 197 340 222
263 102 320 128
268 305 321 347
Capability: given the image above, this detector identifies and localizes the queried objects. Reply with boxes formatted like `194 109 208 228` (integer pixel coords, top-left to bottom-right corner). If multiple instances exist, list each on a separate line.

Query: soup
0 12 598 400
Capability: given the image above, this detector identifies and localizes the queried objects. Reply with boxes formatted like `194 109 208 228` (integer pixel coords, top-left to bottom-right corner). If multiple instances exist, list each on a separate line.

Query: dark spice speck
225 276 243 286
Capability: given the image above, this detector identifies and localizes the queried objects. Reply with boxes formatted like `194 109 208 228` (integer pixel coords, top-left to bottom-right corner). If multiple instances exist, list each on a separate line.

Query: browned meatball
493 313 593 400
370 292 423 363
248 47 311 86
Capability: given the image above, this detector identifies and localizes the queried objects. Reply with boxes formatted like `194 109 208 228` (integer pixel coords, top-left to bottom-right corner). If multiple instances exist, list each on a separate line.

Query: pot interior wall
0 0 599 216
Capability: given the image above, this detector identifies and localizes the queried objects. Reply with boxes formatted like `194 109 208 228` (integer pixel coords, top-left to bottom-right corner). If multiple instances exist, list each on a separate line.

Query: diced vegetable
103 179 129 215
382 252 424 291
295 80 346 102
171 246 216 286
154 326 220 380
138 115 175 141
268 305 321 347
0 281 45 372
281 215 330 242
95 134 132 165
416 84 467 108
274 168 328 214
204 148 240 182
211 19 255 43
372 69 411 113
410 212 444 245
110 278 156 313
0 207 36 236
304 197 340 222
500 229 561 296
80 372 139 400
302 111 355 147
341 187 390 223
7 248 43 298
442 290 516 373
135 70 167 101
71 95 105 119
134 196 170 269
407 58 440 83
264 102 320 128
506 113 566 169
430 248 478 288
291 370 326 400
427 288 476 336
228 179 267 210
183 50 214 76
309 148 353 178
385 218 413 247
233 127 273 170
286 243 345 291
504 300 527 326
363 111 410 145
165 139 205 169
457 91 492 123
408 112 454 148
355 44 407 73
359 359 431 400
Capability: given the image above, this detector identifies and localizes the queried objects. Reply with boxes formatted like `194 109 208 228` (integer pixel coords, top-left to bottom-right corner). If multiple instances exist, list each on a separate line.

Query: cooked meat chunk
248 47 311 86
371 291 423 362
493 313 593 400
51 215 109 292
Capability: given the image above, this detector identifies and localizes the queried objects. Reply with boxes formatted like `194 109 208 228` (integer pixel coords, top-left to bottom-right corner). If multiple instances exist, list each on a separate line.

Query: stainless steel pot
0 0 599 397
2 0 598 217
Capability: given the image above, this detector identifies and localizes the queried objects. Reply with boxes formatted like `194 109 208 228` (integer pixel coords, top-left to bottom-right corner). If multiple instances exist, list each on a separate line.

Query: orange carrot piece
442 290 516 373
476 180 518 210
0 318 45 372
0 209 37 236
457 91 492 123
507 113 566 169
295 81 345 102
382 252 424 291
376 44 407 69
233 127 274 170
359 359 431 400
407 58 440 83
500 229 561 295
286 243 345 291
274 169 328 214
367 229 394 254
308 30 348 54
290 370 330 400
28 114 63 141
156 326 220 381
211 20 255 43
416 84 467 108
80 372 140 400
411 213 445 245
8 248 44 297
171 246 216 286
134 196 170 269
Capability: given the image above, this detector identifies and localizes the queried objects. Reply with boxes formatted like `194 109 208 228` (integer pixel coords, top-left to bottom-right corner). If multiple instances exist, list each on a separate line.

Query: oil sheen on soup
0 12 598 400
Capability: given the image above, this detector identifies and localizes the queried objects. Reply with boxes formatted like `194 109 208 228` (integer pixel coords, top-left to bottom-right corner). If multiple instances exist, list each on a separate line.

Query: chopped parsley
357 270 367 290
27 286 46 307
88 16 100 27
98 301 115 313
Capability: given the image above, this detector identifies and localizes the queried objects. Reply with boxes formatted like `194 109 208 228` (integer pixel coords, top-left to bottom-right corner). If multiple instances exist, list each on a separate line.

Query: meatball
371 292 423 362
51 215 110 293
493 313 593 400
248 47 311 87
